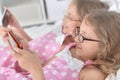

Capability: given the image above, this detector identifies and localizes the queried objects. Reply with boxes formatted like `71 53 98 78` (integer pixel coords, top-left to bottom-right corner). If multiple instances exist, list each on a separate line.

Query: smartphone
8 30 23 49
2 9 9 27
2 9 23 49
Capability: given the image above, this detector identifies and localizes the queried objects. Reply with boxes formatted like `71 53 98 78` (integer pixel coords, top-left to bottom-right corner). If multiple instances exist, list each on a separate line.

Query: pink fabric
29 31 60 63
0 67 31 80
0 46 14 67
43 56 80 80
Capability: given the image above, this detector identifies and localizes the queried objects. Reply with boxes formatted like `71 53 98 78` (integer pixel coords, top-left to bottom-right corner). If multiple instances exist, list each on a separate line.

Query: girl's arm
30 64 45 80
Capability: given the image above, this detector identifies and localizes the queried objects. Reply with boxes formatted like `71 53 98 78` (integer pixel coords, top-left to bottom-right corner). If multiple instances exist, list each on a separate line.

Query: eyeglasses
77 33 99 42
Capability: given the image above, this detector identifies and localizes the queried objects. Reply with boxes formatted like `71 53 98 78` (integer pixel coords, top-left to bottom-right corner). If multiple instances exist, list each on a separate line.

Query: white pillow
116 69 120 80
105 69 120 80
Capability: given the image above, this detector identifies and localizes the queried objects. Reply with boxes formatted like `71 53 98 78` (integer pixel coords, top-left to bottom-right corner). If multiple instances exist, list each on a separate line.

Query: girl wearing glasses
77 10 120 80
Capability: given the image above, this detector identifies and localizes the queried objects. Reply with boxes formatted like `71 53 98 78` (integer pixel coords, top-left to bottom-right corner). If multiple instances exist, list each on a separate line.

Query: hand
0 25 26 48
3 7 32 41
0 26 9 43
63 33 75 45
10 47 41 73
10 42 45 80
4 7 21 30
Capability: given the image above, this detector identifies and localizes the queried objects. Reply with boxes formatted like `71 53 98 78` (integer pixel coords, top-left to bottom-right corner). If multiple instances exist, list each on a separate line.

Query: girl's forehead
80 20 93 34
66 5 80 20
80 19 99 39
67 3 77 14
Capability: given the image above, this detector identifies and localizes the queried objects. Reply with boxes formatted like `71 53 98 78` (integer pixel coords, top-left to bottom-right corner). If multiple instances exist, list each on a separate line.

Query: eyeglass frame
77 33 99 42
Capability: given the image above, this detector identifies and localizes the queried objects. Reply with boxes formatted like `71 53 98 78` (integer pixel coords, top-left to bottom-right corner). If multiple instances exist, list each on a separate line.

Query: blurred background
0 0 70 46
0 0 120 26
0 0 70 26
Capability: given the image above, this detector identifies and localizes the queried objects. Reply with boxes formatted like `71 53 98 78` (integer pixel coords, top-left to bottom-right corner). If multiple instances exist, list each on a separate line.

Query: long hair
73 0 109 21
84 10 120 74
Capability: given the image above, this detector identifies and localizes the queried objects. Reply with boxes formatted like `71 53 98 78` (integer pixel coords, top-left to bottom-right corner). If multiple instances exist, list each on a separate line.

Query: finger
65 32 73 38
9 47 22 59
7 25 24 41
13 47 29 55
4 7 13 18
3 7 17 25
0 26 8 31
20 39 29 50
3 36 9 43
0 31 9 42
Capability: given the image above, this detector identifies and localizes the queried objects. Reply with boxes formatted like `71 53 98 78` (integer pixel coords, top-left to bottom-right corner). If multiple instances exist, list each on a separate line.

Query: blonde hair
84 10 120 74
73 0 109 21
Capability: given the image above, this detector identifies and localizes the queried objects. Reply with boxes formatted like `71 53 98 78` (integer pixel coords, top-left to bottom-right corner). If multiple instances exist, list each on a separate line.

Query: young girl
77 10 120 80
10 10 120 80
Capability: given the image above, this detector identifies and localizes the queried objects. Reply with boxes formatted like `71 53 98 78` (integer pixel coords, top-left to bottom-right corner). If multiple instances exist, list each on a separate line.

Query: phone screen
2 9 9 27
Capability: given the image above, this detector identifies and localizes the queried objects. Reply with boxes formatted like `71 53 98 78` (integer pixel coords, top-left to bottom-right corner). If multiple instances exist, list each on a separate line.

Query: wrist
30 65 45 80
30 63 42 74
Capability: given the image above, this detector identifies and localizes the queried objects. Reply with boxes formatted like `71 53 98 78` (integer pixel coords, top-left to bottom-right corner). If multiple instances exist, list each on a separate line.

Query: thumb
20 39 29 50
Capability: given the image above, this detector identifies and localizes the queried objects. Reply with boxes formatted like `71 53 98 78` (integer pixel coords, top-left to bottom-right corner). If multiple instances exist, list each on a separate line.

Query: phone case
8 30 23 49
